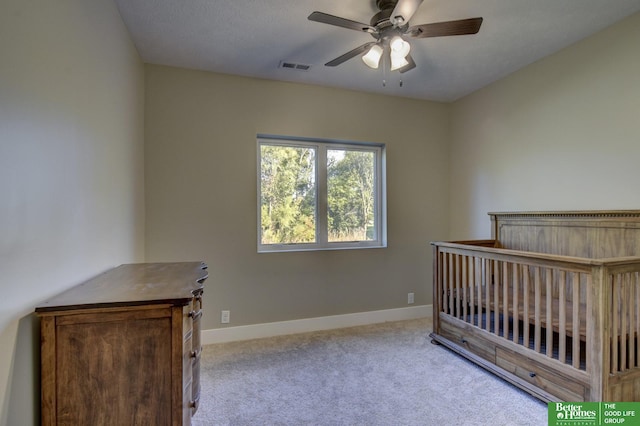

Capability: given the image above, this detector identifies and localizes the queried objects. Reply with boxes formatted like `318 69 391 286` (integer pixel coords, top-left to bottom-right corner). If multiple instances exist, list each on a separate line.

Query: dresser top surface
36 262 208 313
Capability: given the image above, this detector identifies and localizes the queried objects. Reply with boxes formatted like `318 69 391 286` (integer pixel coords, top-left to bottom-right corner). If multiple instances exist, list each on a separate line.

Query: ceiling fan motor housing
371 0 396 28
371 0 411 41
376 0 398 11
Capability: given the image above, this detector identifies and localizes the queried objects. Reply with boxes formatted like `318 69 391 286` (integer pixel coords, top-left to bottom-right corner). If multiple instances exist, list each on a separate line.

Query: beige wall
144 65 451 330
0 0 145 424
450 12 640 239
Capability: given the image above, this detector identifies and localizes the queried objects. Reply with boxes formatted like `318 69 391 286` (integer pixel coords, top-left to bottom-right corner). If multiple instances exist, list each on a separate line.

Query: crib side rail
432 241 594 373
433 241 640 401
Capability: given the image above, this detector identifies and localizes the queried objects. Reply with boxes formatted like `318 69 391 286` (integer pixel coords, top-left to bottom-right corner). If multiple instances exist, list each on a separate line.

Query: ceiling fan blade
408 17 483 38
390 0 424 26
325 42 377 67
308 11 377 34
398 54 416 74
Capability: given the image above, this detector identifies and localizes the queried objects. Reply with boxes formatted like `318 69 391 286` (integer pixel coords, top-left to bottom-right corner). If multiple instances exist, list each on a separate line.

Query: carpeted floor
193 317 548 425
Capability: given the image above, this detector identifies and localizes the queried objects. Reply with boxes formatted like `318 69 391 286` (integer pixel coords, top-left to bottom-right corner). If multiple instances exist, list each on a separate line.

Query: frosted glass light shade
390 36 410 58
390 53 409 71
362 44 383 69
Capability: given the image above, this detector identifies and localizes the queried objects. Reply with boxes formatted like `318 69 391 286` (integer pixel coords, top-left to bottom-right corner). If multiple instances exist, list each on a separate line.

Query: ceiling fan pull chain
382 51 388 87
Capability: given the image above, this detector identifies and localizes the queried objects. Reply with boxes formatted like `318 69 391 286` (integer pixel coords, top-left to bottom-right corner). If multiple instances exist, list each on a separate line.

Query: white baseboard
202 304 432 345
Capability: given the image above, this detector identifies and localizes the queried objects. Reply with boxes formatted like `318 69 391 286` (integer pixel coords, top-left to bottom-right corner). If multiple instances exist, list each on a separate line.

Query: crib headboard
489 210 640 259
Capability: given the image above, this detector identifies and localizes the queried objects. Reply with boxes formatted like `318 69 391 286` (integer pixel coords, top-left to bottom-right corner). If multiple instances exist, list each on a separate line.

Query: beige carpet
193 317 548 425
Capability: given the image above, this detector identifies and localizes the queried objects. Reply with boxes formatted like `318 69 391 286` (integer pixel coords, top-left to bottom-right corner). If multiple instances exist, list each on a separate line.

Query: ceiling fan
308 0 483 74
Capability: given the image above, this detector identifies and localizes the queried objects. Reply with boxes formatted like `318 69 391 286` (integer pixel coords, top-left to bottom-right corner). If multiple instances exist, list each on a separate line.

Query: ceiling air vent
279 61 312 72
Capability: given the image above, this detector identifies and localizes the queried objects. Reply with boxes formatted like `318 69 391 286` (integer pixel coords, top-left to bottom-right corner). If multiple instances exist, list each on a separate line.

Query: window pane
260 145 316 244
327 149 376 242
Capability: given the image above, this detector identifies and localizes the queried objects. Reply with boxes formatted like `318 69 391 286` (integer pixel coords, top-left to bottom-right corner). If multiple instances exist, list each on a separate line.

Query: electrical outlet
408 292 415 304
221 310 230 324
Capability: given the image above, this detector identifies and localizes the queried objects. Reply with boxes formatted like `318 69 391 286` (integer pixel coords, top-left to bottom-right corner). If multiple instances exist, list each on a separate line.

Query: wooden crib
430 210 640 402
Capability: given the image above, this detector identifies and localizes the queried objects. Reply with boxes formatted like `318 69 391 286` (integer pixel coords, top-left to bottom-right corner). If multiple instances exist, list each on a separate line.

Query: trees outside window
260 144 316 244
258 136 386 252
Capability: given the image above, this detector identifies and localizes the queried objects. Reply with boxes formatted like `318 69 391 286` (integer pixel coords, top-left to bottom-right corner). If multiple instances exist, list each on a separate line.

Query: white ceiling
114 0 640 102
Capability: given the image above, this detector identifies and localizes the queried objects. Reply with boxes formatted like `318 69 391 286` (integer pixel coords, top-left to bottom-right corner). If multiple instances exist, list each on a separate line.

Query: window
258 135 386 252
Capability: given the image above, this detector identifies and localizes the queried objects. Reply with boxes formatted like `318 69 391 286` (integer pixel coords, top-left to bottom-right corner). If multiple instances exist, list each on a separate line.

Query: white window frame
257 134 387 253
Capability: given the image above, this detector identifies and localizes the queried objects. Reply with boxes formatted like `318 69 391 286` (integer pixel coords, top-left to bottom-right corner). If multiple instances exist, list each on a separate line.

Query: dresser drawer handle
529 372 536 378
461 338 468 344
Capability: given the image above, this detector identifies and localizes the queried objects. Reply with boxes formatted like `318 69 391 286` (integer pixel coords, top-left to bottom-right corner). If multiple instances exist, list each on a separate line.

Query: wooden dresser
35 262 208 426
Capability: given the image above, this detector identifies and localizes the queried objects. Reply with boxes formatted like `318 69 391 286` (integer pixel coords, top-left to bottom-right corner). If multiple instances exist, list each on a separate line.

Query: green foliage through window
327 150 375 242
260 145 316 244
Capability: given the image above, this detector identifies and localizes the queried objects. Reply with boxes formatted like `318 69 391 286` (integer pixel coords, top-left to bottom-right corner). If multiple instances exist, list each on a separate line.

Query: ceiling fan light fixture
390 36 410 58
389 35 410 71
390 53 409 71
362 44 383 69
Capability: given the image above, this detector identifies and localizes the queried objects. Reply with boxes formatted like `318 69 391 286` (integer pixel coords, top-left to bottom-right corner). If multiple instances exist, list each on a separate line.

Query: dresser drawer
496 347 586 401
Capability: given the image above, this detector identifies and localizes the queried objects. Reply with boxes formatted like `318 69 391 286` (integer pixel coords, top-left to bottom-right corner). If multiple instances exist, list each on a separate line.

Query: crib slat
450 253 456 317
559 270 566 363
476 257 482 328
534 267 542 353
503 262 509 340
572 273 581 369
494 260 500 335
442 252 447 315
612 274 620 373
462 255 468 322
455 254 461 319
574 273 592 372
620 273 629 371
485 259 491 332
546 268 553 358
523 266 530 349
468 257 475 325
636 272 640 368
441 252 447 315
447 253 456 315
437 251 447 312
513 263 520 345
630 273 636 368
